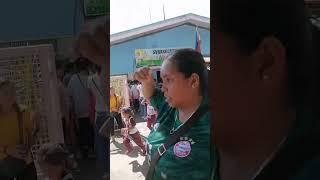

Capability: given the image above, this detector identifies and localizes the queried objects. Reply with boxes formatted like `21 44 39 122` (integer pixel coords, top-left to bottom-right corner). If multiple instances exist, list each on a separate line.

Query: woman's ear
190 73 200 89
251 36 286 83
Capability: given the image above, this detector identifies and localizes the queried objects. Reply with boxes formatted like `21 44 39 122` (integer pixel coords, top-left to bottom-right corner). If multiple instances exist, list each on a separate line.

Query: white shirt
57 80 71 119
137 84 144 98
129 126 138 134
124 117 138 134
67 73 90 118
131 85 140 99
147 104 156 116
87 73 107 112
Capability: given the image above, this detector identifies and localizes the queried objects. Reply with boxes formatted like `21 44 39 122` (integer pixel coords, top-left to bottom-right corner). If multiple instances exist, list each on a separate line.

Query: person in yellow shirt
110 86 124 142
0 79 40 180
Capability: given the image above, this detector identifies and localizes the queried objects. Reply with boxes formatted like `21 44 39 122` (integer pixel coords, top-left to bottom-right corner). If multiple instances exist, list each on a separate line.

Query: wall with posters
110 75 130 107
110 24 210 75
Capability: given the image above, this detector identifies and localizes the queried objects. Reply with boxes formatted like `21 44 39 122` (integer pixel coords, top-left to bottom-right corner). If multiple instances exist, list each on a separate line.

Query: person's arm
134 67 156 99
141 98 146 105
63 87 71 126
116 96 123 111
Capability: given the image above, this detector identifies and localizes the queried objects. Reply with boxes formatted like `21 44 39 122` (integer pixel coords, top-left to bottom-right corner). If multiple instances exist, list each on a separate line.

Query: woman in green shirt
212 0 320 179
134 49 210 180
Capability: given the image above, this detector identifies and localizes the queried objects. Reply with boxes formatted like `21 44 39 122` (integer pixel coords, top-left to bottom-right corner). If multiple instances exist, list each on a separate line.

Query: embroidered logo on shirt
180 137 195 145
174 140 192 158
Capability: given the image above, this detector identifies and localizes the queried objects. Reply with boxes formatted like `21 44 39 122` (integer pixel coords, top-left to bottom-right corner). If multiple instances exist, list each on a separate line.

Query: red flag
195 27 202 53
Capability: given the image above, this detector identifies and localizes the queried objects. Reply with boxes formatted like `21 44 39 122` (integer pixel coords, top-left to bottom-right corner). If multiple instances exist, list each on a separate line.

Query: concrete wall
110 24 210 75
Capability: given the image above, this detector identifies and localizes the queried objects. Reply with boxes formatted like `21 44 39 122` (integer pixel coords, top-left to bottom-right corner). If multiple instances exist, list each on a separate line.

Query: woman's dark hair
214 0 315 107
75 57 90 72
167 48 208 96
55 60 64 71
121 107 134 117
95 64 101 73
64 63 74 74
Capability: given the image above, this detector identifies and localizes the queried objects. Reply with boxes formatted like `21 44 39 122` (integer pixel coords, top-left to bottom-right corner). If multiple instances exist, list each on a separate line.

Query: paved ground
110 115 151 180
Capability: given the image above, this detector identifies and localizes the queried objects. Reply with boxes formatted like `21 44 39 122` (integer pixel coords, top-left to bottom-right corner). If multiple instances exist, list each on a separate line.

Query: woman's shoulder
185 106 210 138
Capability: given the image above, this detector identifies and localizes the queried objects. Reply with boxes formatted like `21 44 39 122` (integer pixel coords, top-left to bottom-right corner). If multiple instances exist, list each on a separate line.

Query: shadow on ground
129 158 149 178
110 140 145 158
110 140 125 155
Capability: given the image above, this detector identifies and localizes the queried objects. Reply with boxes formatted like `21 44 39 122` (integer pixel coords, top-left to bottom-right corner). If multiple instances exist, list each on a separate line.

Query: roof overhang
110 13 210 46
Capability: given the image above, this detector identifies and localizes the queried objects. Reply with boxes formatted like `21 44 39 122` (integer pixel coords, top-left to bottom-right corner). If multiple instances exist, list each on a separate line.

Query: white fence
0 44 63 178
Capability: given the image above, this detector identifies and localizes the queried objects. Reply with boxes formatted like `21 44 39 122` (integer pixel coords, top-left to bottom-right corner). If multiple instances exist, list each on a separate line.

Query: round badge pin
173 140 191 158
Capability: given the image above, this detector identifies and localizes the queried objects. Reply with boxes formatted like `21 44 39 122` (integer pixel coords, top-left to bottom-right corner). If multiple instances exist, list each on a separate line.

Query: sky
110 0 210 34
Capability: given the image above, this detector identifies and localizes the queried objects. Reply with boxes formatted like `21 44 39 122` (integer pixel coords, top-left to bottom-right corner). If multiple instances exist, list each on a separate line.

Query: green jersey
146 89 211 180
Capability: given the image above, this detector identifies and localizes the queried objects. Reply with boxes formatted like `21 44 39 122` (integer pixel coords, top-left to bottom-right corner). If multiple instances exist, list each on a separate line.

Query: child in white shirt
145 100 157 130
120 107 146 155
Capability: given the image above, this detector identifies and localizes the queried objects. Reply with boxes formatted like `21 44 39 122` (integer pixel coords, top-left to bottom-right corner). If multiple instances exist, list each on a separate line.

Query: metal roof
110 13 210 46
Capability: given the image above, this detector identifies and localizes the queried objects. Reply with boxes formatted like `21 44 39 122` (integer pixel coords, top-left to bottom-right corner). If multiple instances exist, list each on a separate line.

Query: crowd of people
56 57 109 179
109 79 158 156
127 80 158 127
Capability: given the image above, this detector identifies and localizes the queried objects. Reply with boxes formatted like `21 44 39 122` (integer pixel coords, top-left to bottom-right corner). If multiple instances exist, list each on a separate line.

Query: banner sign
84 0 108 16
135 48 184 68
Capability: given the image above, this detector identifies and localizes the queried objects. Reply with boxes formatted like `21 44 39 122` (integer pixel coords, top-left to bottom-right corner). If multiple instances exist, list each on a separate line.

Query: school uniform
146 104 157 130
122 117 145 154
